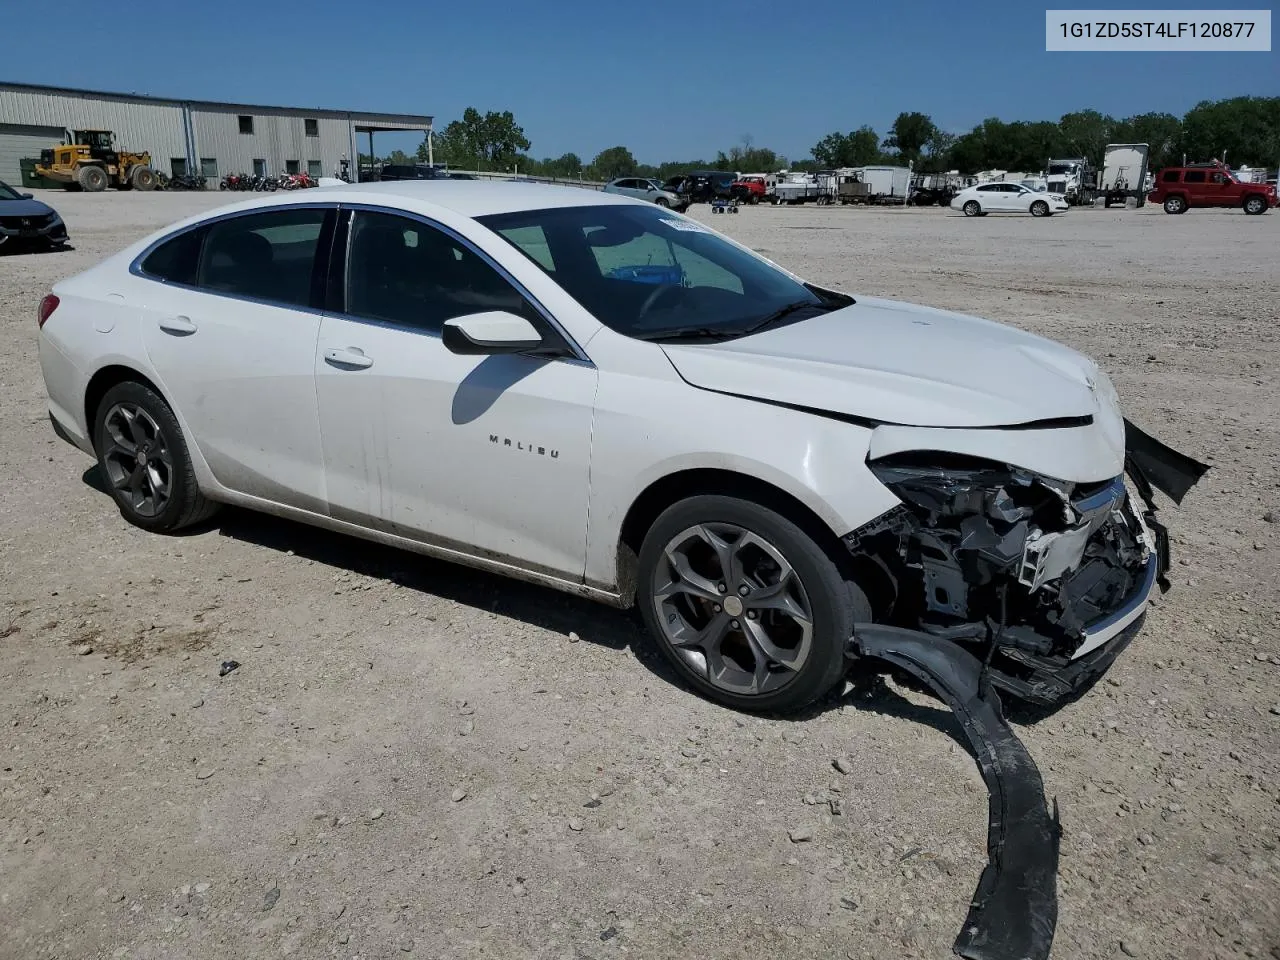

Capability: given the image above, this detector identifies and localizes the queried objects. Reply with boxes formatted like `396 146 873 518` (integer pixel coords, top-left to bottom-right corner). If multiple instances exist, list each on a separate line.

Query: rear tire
77 165 108 193
92 381 218 533
963 200 980 217
1243 195 1267 215
1163 195 1186 215
637 495 868 714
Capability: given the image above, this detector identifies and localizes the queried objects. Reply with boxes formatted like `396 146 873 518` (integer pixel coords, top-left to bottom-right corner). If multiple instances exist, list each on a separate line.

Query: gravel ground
1 189 1277 960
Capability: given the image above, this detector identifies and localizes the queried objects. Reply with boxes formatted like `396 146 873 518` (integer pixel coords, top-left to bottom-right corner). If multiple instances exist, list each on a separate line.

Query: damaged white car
37 182 1206 713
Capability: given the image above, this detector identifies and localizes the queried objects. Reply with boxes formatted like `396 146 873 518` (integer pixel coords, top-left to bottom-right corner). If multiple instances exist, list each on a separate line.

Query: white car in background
36 181 1201 713
952 182 1070 217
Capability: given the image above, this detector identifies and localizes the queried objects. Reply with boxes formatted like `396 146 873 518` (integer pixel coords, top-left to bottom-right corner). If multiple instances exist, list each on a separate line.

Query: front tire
77 165 108 193
637 495 867 714
1030 200 1049 217
655 196 669 207
1163 195 1186 214
92 381 218 533
1243 195 1267 215
963 200 981 217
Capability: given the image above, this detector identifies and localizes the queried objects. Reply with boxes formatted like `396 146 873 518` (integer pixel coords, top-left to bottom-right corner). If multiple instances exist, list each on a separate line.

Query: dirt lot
1 189 1277 960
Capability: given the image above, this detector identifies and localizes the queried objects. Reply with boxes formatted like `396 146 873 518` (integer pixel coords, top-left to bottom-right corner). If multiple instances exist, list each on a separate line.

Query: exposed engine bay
847 420 1208 705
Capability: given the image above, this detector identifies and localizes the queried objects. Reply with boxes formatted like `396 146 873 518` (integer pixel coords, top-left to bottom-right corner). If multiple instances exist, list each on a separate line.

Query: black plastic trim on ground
852 626 1060 960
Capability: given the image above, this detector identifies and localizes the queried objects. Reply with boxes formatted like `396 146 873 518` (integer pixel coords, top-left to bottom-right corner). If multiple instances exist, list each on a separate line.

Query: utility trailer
1098 143 1150 208
774 171 837 205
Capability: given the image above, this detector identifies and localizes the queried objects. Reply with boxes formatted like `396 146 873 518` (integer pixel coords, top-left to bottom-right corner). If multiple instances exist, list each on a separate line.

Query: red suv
1148 161 1277 215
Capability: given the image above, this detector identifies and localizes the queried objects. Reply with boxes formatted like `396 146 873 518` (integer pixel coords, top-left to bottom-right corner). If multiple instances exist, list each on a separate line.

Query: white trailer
858 165 911 203
1099 143 1150 208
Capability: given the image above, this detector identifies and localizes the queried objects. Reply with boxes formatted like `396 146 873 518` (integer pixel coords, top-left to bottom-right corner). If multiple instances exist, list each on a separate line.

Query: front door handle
159 315 197 335
324 347 374 370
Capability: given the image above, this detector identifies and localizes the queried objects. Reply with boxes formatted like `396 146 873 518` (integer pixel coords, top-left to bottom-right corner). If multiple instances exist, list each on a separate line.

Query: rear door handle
159 315 197 335
324 347 374 370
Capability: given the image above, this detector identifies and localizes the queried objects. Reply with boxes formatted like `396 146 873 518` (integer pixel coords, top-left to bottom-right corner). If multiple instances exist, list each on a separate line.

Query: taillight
37 294 59 329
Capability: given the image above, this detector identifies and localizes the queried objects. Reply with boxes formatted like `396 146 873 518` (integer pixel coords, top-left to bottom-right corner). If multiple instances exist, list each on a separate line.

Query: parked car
1147 161 1277 215
37 181 1202 714
0 179 69 251
950 182 1070 217
729 176 768 204
377 164 451 182
602 177 690 211
663 171 736 204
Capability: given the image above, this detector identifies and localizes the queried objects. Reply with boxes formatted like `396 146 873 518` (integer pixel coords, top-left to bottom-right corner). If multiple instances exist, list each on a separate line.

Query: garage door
0 123 65 185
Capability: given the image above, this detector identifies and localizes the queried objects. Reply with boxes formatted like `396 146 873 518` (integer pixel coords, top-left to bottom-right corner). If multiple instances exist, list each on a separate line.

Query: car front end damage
847 419 1207 706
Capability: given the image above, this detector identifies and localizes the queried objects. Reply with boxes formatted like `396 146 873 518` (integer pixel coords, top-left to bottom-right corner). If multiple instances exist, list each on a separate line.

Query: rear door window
196 207 330 308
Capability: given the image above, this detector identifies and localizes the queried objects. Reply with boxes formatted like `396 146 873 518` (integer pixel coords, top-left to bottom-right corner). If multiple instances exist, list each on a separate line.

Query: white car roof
311 179 632 218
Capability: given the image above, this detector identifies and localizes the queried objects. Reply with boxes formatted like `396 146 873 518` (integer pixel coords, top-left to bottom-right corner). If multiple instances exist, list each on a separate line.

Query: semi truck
1045 157 1095 205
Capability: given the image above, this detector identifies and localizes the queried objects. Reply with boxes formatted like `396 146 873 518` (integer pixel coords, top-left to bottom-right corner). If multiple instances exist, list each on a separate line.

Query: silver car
602 177 689 211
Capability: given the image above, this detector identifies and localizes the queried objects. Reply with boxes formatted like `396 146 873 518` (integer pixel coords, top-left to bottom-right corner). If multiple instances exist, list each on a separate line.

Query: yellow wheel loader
35 130 157 192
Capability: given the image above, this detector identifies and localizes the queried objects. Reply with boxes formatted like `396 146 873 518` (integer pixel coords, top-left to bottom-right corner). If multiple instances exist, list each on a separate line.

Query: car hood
660 296 1102 428
0 197 55 217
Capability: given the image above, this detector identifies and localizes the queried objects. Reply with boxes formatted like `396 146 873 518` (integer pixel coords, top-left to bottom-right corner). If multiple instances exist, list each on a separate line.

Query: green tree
1057 109 1115 164
921 130 957 172
1181 96 1280 165
811 126 882 167
587 145 638 180
883 112 938 166
537 152 583 178
417 107 530 171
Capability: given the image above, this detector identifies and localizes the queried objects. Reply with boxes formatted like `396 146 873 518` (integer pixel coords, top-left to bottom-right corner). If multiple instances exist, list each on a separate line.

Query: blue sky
5 1 1276 164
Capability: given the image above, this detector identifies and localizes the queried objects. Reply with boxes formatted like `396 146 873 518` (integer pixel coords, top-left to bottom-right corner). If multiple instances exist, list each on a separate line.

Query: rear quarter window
139 228 205 285
1161 170 1180 182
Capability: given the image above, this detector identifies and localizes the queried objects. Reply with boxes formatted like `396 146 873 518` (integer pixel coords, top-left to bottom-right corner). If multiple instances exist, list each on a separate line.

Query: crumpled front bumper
984 420 1204 705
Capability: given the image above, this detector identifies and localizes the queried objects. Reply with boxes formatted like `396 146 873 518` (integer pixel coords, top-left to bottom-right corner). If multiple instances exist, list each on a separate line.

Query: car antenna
979 583 1008 701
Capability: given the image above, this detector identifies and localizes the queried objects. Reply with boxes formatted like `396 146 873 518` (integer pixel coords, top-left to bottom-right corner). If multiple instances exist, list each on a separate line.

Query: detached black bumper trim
992 613 1144 705
852 626 1060 960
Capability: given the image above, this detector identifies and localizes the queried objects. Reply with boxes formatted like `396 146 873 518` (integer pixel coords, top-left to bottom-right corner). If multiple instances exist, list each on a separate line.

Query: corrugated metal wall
188 107 364 179
2 85 431 186
0 87 188 168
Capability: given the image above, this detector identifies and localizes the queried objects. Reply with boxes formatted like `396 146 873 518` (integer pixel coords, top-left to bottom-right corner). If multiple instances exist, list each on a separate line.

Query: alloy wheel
651 523 814 696
100 403 174 518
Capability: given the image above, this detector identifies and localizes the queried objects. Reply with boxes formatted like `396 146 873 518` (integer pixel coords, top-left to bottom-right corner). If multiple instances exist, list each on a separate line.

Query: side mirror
646 184 655 191
21 192 33 199
442 311 545 355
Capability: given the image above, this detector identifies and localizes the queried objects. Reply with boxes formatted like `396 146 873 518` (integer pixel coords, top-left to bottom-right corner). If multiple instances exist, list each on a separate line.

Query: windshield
0 181 22 201
478 204 847 341
1048 163 1076 176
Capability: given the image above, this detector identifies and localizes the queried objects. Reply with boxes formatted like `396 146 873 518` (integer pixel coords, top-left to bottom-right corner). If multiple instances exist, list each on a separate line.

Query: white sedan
37 181 1197 713
951 182 1070 217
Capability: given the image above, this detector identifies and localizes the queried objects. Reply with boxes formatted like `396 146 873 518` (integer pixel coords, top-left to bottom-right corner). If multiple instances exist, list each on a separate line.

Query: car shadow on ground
0 243 74 256
81 463 1011 759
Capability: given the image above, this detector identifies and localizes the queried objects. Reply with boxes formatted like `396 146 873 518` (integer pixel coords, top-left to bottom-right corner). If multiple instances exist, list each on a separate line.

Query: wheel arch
84 364 169 434
614 467 856 608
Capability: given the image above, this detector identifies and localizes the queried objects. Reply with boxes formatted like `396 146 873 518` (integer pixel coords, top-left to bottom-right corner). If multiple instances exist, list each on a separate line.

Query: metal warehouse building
0 82 431 186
